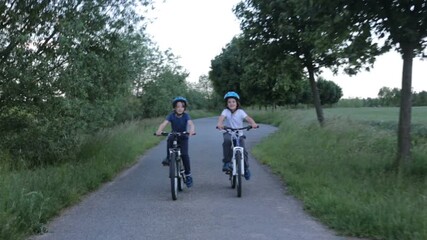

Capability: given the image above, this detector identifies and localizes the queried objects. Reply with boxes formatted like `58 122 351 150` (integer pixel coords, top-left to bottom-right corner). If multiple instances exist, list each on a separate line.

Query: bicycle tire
169 152 178 200
236 152 242 197
230 160 236 189
231 173 236 189
177 158 183 191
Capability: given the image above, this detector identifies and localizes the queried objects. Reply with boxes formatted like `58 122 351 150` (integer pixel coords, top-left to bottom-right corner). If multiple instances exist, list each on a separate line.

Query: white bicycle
219 125 257 197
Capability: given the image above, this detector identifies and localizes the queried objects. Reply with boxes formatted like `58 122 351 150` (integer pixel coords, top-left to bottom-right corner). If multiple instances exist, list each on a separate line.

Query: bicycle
154 131 193 200
218 125 258 197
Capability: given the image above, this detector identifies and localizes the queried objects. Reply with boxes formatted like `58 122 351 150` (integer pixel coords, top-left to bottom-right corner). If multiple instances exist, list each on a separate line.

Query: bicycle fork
170 150 186 180
232 147 244 175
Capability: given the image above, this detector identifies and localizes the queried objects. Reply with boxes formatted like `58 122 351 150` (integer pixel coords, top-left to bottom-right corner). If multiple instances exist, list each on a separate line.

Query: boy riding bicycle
156 96 196 188
216 91 258 180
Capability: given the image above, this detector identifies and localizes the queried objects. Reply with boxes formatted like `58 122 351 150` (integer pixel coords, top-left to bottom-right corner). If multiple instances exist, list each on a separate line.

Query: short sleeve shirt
166 112 191 133
221 109 248 129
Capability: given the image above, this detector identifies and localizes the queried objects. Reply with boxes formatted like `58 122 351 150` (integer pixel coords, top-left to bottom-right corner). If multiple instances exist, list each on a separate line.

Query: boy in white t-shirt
216 91 258 180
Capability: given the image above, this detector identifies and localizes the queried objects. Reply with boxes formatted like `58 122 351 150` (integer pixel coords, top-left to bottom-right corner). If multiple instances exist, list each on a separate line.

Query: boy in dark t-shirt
155 97 196 187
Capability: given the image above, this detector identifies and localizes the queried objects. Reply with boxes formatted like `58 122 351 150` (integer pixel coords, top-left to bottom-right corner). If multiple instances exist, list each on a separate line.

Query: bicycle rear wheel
169 152 178 200
236 153 242 197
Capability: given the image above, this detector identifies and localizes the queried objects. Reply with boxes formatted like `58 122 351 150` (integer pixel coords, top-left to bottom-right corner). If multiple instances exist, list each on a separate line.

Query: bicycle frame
155 131 189 200
230 132 245 179
220 126 255 197
169 135 185 181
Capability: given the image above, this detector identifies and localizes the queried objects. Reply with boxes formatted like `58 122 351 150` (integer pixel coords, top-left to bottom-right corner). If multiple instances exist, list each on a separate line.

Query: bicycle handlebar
153 131 196 137
216 125 259 131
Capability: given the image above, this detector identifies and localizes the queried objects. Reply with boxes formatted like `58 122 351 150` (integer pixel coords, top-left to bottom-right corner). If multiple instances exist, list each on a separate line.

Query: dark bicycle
154 131 193 200
218 125 257 197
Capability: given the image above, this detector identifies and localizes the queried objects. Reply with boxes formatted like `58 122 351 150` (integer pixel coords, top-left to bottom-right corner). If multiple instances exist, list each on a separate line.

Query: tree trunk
396 48 413 169
307 67 324 126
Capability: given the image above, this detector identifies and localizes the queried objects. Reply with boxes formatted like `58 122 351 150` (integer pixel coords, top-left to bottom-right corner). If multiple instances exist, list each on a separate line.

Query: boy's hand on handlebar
251 124 259 129
189 130 196 136
216 124 224 130
155 130 163 136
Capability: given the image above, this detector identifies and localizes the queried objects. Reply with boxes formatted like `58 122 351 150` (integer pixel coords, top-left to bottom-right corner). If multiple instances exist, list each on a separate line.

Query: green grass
323 106 427 124
249 107 427 240
0 118 163 240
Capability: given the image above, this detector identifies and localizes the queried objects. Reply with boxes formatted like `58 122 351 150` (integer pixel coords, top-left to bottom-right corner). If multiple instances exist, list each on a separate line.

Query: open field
323 106 427 124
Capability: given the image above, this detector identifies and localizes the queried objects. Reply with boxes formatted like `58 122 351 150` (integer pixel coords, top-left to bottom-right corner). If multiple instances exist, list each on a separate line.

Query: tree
341 0 427 167
413 91 427 106
0 0 154 166
317 78 343 105
299 77 343 106
234 0 373 125
209 37 247 102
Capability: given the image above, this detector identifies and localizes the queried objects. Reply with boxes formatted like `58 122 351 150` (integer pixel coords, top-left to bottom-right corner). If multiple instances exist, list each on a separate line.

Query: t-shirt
166 112 191 133
221 108 248 129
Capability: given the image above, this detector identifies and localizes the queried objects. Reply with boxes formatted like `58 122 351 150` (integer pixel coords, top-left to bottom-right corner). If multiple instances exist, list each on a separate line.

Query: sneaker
161 158 169 166
244 168 251 180
185 175 193 188
222 162 232 172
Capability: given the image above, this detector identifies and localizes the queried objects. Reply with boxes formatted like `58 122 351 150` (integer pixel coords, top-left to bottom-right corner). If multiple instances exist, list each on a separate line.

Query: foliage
0 0 158 166
138 68 188 117
301 77 343 105
209 37 249 102
413 90 427 106
209 36 343 107
0 0 214 167
378 87 401 107
231 0 379 124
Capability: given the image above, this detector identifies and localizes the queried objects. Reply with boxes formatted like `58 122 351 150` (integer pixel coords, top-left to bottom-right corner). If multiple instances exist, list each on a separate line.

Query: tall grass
249 108 427 240
0 118 163 240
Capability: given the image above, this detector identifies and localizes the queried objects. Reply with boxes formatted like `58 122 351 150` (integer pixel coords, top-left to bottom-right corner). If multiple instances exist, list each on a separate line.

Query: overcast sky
144 0 427 99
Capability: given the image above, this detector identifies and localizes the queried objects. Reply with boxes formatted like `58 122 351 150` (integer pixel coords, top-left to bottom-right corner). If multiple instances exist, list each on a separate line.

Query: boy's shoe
185 175 193 188
244 168 251 180
222 162 232 172
161 158 169 166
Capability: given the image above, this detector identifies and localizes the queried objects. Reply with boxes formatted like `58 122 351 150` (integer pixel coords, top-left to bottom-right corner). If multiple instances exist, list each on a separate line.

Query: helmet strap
174 110 184 116
227 107 238 113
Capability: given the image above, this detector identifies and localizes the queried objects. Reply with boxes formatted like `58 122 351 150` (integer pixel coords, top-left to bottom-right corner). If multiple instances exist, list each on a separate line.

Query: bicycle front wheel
230 173 236 189
169 152 178 200
236 152 242 197
177 159 183 192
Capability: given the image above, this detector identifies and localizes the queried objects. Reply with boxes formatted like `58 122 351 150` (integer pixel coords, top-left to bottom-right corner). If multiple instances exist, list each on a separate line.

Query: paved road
30 117 352 240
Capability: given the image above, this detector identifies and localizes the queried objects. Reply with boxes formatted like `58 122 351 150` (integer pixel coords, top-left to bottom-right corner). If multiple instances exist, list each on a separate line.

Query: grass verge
249 109 427 240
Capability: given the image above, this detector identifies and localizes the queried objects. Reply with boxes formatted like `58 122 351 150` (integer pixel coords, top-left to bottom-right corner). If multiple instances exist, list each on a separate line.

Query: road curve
29 117 352 240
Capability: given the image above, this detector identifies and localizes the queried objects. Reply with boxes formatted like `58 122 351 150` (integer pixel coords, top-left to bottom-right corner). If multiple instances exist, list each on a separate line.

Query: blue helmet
172 96 188 108
224 91 240 100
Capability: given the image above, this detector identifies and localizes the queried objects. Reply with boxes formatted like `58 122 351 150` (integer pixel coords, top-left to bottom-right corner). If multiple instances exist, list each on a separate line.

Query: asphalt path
30 117 354 240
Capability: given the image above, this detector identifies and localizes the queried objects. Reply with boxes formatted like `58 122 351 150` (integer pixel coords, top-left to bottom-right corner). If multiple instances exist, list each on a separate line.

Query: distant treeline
336 87 427 107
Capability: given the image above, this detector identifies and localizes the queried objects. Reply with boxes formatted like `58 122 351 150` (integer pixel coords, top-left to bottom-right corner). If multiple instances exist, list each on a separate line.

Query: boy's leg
222 133 232 171
179 138 193 188
240 136 251 180
240 136 249 168
179 138 191 175
162 136 173 166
